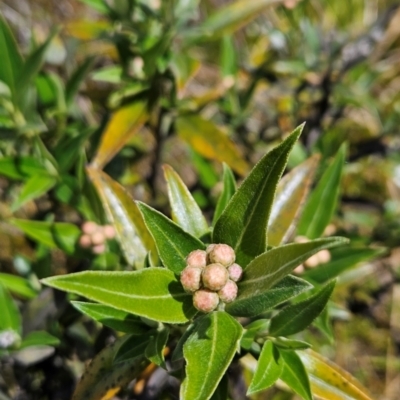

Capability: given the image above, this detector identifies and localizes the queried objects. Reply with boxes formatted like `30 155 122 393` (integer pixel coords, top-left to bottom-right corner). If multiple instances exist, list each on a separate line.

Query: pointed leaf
272 337 311 350
304 247 385 283
176 115 249 176
181 312 243 400
163 164 209 238
247 340 282 395
10 219 80 254
91 100 148 168
0 284 21 333
280 350 312 400
114 334 152 363
71 302 148 334
11 174 57 211
145 328 169 367
72 336 149 400
297 144 346 239
20 331 60 349
226 275 312 318
269 280 335 337
41 269 197 324
268 154 320 246
0 156 46 180
0 273 37 299
65 56 95 105
213 125 303 267
213 163 236 225
87 167 156 267
137 202 205 273
298 349 374 400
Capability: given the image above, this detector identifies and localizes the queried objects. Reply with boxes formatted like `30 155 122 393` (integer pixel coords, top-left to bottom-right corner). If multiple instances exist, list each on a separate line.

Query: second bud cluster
180 244 243 313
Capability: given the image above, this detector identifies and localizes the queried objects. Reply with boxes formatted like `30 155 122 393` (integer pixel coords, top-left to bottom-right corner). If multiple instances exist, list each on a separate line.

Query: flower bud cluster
180 244 243 313
79 221 116 254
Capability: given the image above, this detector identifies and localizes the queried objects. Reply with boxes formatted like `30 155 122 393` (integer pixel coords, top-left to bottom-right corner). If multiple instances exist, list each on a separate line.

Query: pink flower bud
317 249 331 264
304 254 319 268
92 244 106 254
186 250 207 269
82 221 98 235
193 289 220 313
227 263 243 282
293 264 305 274
91 231 105 245
180 266 202 293
218 280 238 303
208 244 235 266
79 234 92 248
103 225 116 239
202 263 229 291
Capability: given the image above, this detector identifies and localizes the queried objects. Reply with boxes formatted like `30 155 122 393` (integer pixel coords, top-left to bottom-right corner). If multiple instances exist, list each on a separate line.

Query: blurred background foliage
0 0 400 399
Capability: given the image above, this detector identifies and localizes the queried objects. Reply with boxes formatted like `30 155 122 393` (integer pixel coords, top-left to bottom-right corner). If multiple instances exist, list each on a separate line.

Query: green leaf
176 115 249 176
304 247 385 283
16 29 58 102
247 340 282 395
20 331 60 349
145 327 169 367
241 319 269 350
269 280 336 337
65 57 95 105
10 219 80 254
114 334 152 363
11 174 58 212
226 275 312 317
87 167 157 268
137 202 205 274
210 374 228 400
0 273 37 299
73 335 149 400
268 154 320 246
91 100 148 169
163 164 209 238
297 144 346 239
0 156 46 180
41 269 197 324
213 163 236 225
213 125 303 267
0 284 21 333
280 350 312 400
78 0 109 14
171 322 195 362
0 16 23 98
272 337 311 350
298 349 374 400
181 312 242 400
71 302 149 334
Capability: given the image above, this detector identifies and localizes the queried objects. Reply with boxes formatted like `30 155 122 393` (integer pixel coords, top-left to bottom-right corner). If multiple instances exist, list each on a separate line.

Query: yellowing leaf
91 100 148 169
65 20 111 41
298 349 374 400
176 115 249 176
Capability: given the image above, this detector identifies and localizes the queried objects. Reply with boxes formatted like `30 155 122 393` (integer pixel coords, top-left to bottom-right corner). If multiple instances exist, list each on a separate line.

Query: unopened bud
103 225 116 239
193 289 220 313
91 231 105 245
93 244 106 254
227 263 243 282
304 254 319 268
218 280 238 303
82 221 98 235
208 244 235 266
180 266 202 293
317 249 331 264
79 234 92 248
293 264 305 274
202 263 229 291
186 250 207 269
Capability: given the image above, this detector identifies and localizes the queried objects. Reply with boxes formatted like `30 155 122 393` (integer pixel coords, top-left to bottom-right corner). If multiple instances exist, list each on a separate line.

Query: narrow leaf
42 269 197 324
247 340 282 395
268 154 320 246
145 328 169 367
20 331 60 349
71 302 148 334
213 125 303 267
304 247 385 283
176 115 249 176
11 174 57 211
114 334 152 363
297 144 346 239
0 284 21 333
163 164 209 238
0 273 37 299
137 202 205 274
269 280 336 337
272 337 311 351
213 163 236 225
87 167 157 267
72 336 149 400
298 349 374 400
181 312 243 400
226 275 312 318
91 101 148 169
280 350 312 400
0 156 46 180
65 56 95 105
